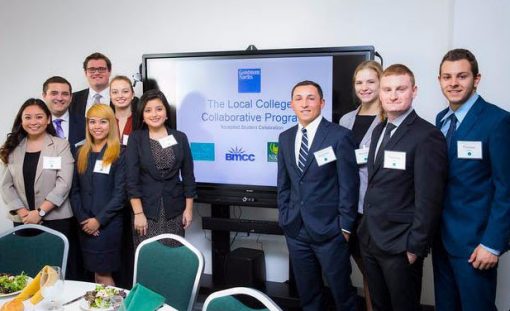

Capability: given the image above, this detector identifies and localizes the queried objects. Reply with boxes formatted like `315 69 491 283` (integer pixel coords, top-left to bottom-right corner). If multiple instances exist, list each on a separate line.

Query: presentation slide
146 56 333 187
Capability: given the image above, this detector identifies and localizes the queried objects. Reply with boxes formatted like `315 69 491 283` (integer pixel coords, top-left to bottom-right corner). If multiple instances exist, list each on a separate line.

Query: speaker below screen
225 247 266 289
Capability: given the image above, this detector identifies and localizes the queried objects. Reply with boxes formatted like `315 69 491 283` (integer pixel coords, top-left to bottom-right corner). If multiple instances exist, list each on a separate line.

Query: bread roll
0 298 24 311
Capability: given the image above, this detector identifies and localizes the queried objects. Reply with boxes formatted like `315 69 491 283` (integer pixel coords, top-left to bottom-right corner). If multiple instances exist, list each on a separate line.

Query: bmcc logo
225 146 255 161
267 142 278 162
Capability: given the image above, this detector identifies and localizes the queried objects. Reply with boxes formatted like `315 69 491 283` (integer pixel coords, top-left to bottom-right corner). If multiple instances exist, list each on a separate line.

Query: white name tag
122 134 129 146
457 141 482 159
158 135 178 149
43 156 61 170
93 160 111 174
314 146 337 166
355 147 369 165
383 151 406 170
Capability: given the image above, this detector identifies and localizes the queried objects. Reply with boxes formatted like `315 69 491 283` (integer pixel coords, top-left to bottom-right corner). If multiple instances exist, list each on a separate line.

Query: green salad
84 284 126 309
0 272 29 294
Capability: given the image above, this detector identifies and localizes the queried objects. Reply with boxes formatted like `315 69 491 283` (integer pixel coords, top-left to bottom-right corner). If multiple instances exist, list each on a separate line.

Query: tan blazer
1 134 74 222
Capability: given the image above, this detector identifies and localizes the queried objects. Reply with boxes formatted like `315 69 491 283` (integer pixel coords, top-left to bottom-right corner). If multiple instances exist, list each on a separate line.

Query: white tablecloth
0 280 176 310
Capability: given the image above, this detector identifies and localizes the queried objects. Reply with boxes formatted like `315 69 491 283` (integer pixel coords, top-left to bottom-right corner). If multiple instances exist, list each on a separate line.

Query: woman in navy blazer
70 104 125 286
126 89 196 248
339 61 384 311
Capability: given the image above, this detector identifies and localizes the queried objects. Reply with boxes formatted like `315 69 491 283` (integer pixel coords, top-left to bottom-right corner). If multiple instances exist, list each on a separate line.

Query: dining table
0 280 177 310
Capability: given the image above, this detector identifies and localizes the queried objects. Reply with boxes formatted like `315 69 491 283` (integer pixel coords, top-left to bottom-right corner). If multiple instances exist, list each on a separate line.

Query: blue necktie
298 128 309 173
53 119 65 139
445 114 457 150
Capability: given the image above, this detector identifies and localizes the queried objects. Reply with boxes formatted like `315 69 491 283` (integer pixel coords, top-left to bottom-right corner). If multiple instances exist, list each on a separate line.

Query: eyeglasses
86 67 108 74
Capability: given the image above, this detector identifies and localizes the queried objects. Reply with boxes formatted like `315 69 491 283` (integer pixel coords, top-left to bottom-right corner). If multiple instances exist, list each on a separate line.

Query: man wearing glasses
69 52 112 118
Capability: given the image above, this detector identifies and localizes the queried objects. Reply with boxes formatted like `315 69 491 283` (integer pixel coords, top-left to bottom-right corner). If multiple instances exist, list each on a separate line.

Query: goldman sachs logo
225 146 255 161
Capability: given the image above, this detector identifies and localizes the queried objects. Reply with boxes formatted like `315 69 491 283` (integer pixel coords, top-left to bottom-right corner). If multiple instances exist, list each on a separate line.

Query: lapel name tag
122 134 129 146
314 146 337 167
93 160 111 174
383 151 406 170
457 141 482 159
355 147 369 165
158 135 178 149
43 156 62 170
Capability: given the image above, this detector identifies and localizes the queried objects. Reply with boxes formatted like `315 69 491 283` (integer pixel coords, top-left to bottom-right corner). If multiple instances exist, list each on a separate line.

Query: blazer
69 88 88 125
68 110 86 156
126 127 196 220
339 107 382 214
70 147 126 226
1 134 74 222
358 110 448 257
277 117 359 242
436 96 510 257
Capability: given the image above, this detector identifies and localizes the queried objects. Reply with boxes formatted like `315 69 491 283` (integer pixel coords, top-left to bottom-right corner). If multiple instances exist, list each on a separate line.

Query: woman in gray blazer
0 99 76 275
339 61 384 311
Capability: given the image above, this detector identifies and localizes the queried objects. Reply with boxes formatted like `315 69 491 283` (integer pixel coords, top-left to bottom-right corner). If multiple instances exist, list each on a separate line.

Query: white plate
79 298 113 311
0 276 33 298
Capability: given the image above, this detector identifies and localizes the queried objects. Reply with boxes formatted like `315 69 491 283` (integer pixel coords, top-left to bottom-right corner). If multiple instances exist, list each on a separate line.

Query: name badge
314 146 337 166
93 160 111 174
383 151 406 170
43 156 61 170
158 135 178 149
122 134 129 145
355 147 369 165
457 141 482 159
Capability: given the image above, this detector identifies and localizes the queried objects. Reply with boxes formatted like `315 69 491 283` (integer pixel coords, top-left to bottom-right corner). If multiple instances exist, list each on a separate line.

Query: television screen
143 46 375 206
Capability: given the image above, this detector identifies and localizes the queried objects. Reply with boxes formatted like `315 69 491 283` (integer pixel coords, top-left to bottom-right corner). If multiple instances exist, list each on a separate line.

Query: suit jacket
126 127 196 220
68 111 85 156
339 107 382 214
358 110 448 257
277 117 359 242
69 88 89 123
1 134 74 221
436 96 510 257
70 147 126 226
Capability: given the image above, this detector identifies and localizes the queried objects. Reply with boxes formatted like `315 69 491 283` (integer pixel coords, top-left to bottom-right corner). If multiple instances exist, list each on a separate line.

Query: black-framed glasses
86 67 108 73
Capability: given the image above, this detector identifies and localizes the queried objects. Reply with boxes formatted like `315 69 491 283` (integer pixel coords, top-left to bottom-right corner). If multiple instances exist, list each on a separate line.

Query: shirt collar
88 87 110 103
440 92 479 125
298 115 322 135
388 107 414 128
52 110 69 122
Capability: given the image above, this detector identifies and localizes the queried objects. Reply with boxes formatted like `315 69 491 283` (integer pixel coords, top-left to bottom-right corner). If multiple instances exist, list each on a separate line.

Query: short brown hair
382 64 415 86
43 76 72 94
291 80 323 99
439 48 479 76
83 52 112 71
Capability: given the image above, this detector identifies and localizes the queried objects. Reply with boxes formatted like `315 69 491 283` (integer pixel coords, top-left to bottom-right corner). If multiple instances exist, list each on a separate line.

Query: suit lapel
287 126 300 175
301 119 329 176
34 134 53 184
13 138 28 199
450 98 485 159
368 122 385 182
141 128 164 180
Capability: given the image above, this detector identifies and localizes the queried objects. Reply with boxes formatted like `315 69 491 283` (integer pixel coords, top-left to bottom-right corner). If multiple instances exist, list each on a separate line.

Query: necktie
93 93 102 104
375 123 396 163
53 119 65 138
445 114 457 150
298 128 309 173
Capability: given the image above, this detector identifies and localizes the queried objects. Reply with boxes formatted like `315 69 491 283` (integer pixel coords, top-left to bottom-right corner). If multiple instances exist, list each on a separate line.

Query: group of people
277 48 510 311
0 48 508 311
0 52 196 288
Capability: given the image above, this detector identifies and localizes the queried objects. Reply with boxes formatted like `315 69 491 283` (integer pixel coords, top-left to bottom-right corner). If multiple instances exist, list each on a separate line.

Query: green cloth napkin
124 283 165 311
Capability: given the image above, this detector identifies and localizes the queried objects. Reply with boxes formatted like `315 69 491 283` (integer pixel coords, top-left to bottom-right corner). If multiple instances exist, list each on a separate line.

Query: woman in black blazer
70 104 125 286
126 89 196 248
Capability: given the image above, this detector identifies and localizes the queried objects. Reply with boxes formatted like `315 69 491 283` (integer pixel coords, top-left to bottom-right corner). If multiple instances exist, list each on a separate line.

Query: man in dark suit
42 76 85 155
41 76 85 280
433 49 510 311
358 64 448 311
70 52 112 120
277 80 359 311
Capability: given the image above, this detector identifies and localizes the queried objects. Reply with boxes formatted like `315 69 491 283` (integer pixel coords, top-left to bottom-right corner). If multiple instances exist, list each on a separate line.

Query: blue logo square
238 68 261 93
191 142 215 161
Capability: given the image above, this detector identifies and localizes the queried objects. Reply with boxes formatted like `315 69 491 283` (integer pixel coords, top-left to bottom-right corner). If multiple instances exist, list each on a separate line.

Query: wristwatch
37 208 46 217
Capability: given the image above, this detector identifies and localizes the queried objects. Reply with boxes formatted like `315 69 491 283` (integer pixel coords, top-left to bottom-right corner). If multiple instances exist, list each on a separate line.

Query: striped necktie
298 128 309 173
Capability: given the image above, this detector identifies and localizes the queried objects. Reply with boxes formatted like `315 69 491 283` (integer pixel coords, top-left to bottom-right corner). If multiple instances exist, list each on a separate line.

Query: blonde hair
353 60 385 121
76 104 120 174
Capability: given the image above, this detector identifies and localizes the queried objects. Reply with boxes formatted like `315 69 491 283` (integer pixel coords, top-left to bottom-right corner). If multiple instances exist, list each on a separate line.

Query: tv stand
200 203 300 309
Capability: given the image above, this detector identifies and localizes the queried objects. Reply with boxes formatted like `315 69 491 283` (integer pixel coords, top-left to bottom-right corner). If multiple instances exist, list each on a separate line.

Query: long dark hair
0 98 56 164
135 89 172 130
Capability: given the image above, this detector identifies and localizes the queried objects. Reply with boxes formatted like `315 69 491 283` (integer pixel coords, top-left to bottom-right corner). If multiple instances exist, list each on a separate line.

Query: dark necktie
375 123 396 163
298 128 309 173
53 119 65 139
445 114 457 150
